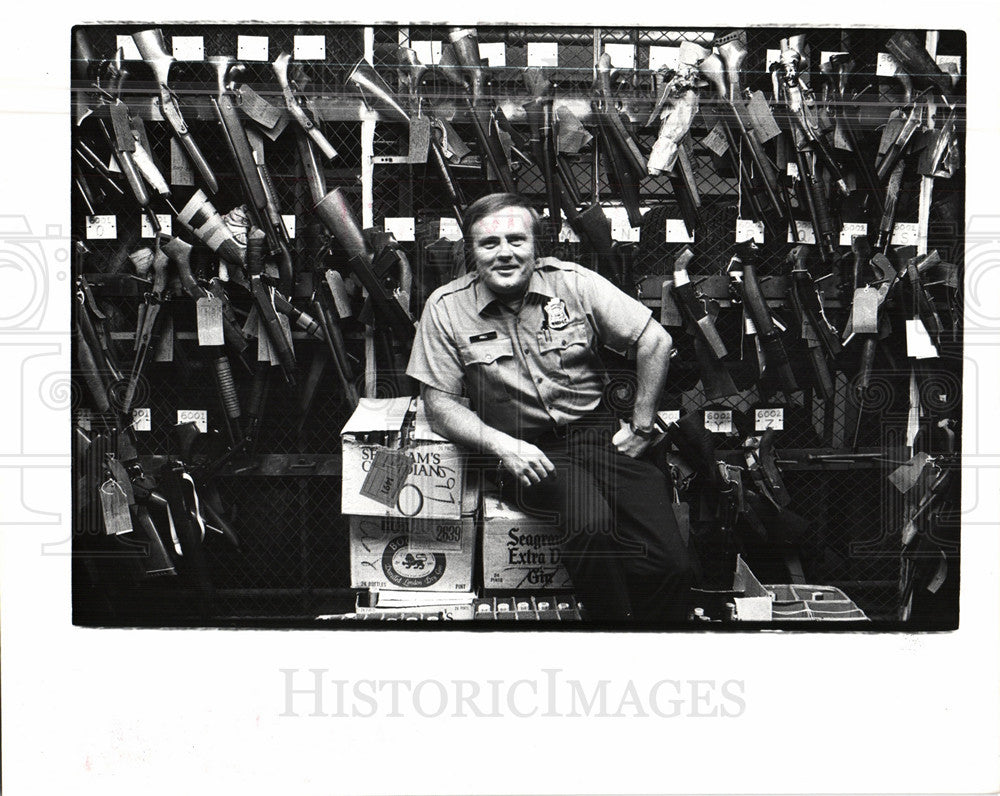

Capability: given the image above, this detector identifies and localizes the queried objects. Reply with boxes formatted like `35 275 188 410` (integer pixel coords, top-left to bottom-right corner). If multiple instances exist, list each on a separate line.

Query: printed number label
237 35 269 61
736 219 764 244
132 408 151 432
892 222 919 247
478 42 506 67
439 217 463 241
435 526 462 544
293 35 326 61
606 206 641 242
86 215 117 240
527 42 558 67
789 221 816 244
755 407 784 431
648 46 680 71
657 409 681 426
704 410 733 433
172 36 204 60
141 214 172 238
384 217 416 242
665 219 694 243
840 222 868 246
876 52 900 77
177 409 207 433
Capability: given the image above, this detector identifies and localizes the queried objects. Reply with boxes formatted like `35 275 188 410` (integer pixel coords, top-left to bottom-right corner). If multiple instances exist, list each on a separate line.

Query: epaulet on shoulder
535 256 583 274
426 271 477 304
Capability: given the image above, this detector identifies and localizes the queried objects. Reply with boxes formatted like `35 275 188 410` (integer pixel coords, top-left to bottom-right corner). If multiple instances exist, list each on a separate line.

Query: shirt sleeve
405 295 466 395
579 267 653 353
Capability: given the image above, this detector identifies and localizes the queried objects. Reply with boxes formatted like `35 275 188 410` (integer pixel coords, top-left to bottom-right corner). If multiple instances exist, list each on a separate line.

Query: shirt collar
473 261 556 315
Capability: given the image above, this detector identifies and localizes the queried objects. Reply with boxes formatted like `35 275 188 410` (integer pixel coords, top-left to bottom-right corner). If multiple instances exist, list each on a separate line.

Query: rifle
787 244 841 399
273 52 338 160
131 28 219 194
522 67 562 230
246 228 297 384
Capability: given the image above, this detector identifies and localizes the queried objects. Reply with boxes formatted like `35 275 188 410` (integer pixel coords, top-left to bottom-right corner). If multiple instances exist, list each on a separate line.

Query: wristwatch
629 420 658 440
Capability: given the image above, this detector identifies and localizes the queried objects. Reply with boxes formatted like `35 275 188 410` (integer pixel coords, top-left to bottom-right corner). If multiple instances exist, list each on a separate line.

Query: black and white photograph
1 2 998 793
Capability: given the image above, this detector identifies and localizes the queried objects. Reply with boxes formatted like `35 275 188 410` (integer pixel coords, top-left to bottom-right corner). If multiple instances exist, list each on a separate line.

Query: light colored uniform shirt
406 257 653 440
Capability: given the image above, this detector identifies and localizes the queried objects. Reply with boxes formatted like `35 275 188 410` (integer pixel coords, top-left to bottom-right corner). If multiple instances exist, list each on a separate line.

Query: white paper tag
765 49 782 70
905 318 938 359
755 407 784 431
935 54 961 75
281 215 296 239
606 206 641 242
294 35 326 61
132 407 152 432
821 51 847 66
172 36 204 61
876 51 900 77
657 409 681 426
704 409 733 434
788 220 816 244
558 223 581 243
116 35 142 61
840 221 868 247
384 216 416 242
85 215 117 240
665 219 694 243
412 40 442 65
196 296 225 346
479 42 506 67
786 162 799 179
237 35 269 62
275 309 294 348
892 222 919 247
439 217 462 241
527 42 559 67
745 315 757 334
99 479 133 536
604 43 635 69
177 409 207 433
736 218 764 244
648 46 679 72
141 214 172 238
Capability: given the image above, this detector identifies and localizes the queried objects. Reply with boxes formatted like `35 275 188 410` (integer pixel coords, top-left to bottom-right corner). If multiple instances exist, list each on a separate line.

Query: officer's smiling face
469 205 536 298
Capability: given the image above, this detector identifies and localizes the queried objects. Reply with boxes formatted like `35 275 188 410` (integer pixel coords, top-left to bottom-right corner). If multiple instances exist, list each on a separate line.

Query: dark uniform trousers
488 412 699 623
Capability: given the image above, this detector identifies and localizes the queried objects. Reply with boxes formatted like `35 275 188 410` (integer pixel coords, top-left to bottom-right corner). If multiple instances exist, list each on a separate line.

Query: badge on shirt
543 297 571 330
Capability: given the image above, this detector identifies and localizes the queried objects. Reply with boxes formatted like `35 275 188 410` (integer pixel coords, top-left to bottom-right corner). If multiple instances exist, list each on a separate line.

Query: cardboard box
354 590 476 620
481 490 574 592
348 480 478 592
732 556 868 621
341 397 465 520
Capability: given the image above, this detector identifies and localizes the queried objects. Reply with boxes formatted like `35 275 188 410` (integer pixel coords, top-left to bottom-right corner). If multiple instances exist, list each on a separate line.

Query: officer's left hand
612 420 657 459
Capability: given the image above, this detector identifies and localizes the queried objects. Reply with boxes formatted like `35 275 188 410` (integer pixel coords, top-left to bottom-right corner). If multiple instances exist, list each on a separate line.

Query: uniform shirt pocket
459 337 516 403
537 320 593 381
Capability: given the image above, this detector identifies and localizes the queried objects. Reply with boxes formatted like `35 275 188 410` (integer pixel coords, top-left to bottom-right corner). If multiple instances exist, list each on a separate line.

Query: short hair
462 193 543 266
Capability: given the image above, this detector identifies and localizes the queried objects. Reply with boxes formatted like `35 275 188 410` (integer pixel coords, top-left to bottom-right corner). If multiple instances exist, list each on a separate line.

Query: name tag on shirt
469 331 498 343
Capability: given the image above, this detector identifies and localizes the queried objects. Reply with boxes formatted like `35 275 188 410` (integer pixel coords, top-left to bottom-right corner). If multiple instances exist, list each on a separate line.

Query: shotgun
273 52 338 159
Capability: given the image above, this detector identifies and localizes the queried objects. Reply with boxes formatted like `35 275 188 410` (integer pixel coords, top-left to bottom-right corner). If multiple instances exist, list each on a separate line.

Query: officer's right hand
495 437 556 486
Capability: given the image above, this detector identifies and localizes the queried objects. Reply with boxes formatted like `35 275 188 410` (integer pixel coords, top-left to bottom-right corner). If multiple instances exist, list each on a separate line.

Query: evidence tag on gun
196 295 225 346
359 449 413 509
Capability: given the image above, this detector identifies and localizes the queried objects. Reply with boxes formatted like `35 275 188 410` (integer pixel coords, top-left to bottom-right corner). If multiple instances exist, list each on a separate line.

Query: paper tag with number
657 409 681 426
412 40 442 65
141 214 172 238
527 42 558 67
604 43 635 69
132 407 151 432
755 407 784 431
665 219 694 243
172 36 204 60
704 409 733 433
876 52 900 76
935 54 961 75
237 35 269 61
606 206 640 242
648 46 680 71
788 221 816 244
359 448 413 508
177 409 207 433
116 35 142 60
736 219 764 244
384 217 416 242
840 222 868 246
196 296 225 346
86 215 117 240
439 217 462 241
892 222 919 247
293 35 326 60
479 42 507 67
281 215 296 239
99 479 133 535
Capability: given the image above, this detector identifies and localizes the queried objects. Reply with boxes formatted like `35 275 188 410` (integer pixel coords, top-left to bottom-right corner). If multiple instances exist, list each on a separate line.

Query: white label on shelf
755 407 784 431
558 223 581 243
736 218 764 244
281 215 296 239
384 217 415 242
527 42 558 67
789 220 816 244
876 51 900 77
132 408 151 432
177 409 207 433
892 222 919 247
648 46 680 72
116 35 142 61
840 221 868 247
606 206 641 242
412 40 442 65
172 36 204 61
140 214 172 238
479 42 506 67
237 35 269 62
704 409 733 434
604 43 635 69
935 54 961 75
665 219 694 243
294 35 326 61
766 48 782 70
85 215 117 240
821 50 847 66
439 217 463 241
657 409 681 426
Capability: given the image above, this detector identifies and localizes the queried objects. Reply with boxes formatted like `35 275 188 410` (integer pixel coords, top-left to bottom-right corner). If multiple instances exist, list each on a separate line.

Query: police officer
406 193 697 622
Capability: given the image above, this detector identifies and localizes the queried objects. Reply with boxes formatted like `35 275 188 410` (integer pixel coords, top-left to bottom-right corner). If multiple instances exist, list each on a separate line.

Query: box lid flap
341 396 415 434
